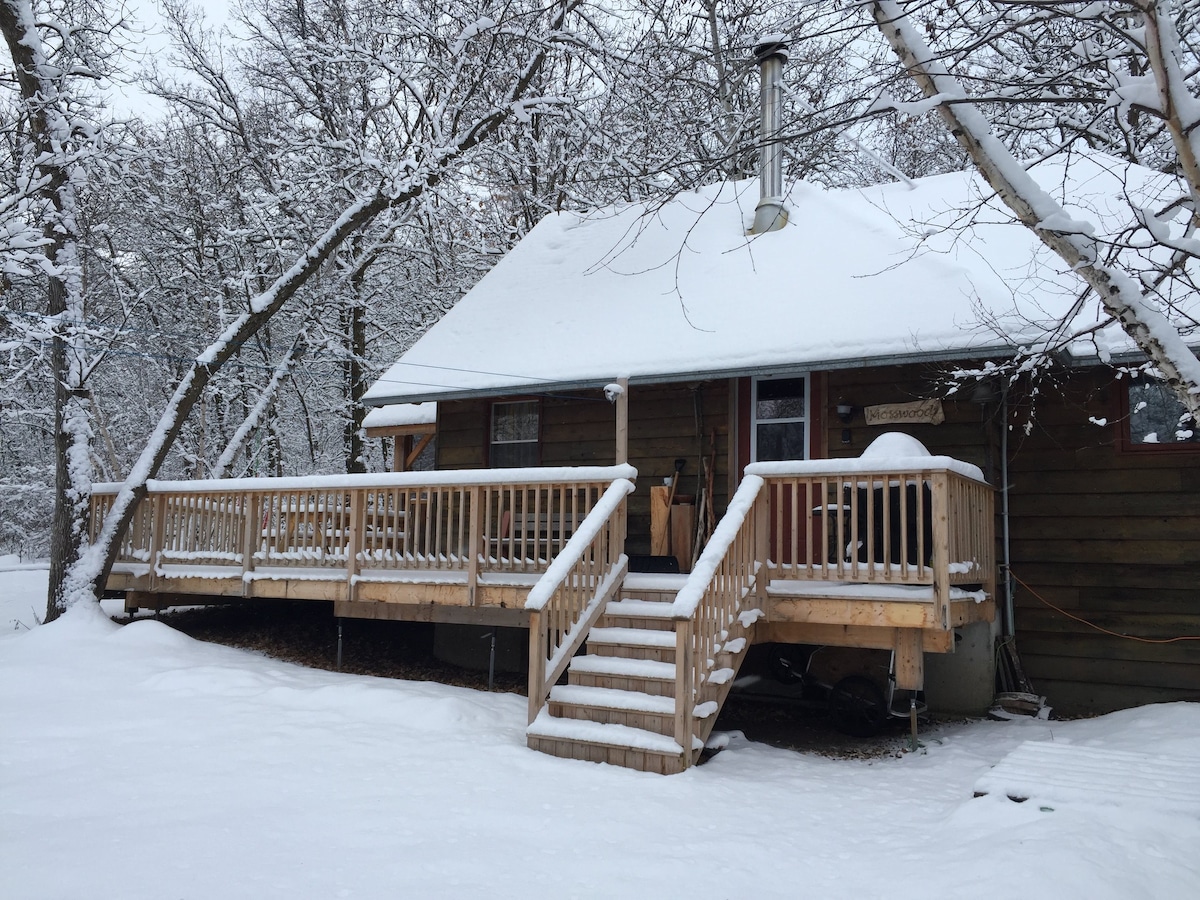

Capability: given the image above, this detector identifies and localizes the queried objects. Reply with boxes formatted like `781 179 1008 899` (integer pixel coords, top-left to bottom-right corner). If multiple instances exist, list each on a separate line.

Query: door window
753 376 807 461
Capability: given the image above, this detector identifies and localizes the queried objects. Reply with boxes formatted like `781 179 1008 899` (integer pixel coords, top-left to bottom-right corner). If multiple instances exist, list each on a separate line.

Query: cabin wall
821 365 999 476
436 381 730 559
1003 369 1200 714
824 364 1200 715
822 365 1002 714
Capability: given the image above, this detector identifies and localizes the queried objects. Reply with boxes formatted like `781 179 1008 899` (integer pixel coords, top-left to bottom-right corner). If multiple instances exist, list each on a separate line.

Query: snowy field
3 562 1198 899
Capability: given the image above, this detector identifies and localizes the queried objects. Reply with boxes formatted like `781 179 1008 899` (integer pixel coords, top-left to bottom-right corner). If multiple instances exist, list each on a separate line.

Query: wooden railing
525 478 634 723
668 457 995 767
746 459 995 589
670 474 768 763
89 466 637 600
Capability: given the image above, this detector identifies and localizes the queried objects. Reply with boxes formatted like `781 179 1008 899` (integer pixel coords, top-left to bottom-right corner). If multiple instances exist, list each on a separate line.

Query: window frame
1117 374 1200 454
488 398 542 467
751 373 809 463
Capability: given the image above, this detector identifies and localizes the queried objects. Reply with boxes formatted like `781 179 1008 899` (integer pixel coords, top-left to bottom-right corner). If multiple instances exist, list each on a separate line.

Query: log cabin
91 47 1198 773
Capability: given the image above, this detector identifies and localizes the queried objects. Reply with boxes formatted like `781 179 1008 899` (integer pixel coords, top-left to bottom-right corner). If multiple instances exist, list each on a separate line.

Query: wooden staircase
526 583 756 774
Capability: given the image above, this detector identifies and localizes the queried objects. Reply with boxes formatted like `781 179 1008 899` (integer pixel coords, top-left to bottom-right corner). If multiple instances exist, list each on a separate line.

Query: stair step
568 654 676 696
606 598 676 618
569 655 676 681
526 708 704 774
549 684 677 734
587 627 676 648
602 599 677 631
551 684 676 715
622 572 689 594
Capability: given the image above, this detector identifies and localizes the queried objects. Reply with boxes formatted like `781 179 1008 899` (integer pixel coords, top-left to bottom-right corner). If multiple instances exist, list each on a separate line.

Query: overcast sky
106 0 234 117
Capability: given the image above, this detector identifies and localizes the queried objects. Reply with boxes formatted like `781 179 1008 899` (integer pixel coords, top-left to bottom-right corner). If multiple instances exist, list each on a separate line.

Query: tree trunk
343 237 368 474
1 0 98 622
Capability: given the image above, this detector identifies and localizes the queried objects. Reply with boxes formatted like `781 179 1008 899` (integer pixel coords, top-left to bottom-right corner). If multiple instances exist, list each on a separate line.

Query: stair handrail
525 476 635 724
670 474 768 763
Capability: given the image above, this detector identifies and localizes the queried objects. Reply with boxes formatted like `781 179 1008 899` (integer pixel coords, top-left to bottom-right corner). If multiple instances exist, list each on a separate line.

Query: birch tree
868 0 1200 420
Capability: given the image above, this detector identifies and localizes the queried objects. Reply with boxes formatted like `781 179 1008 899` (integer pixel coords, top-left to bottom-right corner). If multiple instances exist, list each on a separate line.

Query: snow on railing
526 478 634 724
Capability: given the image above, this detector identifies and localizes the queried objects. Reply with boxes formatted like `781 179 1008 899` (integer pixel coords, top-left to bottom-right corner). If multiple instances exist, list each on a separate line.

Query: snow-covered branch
871 0 1200 421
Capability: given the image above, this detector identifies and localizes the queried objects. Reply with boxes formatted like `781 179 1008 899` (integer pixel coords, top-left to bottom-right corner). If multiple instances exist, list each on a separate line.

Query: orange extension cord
1012 572 1200 644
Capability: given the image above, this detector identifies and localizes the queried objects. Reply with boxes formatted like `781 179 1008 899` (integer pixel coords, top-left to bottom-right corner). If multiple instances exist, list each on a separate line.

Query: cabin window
490 400 540 467
1126 377 1198 447
753 376 807 461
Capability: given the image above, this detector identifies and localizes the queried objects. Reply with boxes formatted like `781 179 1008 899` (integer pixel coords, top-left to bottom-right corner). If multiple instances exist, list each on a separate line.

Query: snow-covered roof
362 402 437 431
365 152 1197 405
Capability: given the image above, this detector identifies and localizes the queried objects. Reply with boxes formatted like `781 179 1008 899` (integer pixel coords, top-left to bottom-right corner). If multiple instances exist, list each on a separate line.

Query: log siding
437 382 730 558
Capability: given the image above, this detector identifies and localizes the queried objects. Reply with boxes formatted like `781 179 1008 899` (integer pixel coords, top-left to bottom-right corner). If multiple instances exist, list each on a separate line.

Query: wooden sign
864 399 945 426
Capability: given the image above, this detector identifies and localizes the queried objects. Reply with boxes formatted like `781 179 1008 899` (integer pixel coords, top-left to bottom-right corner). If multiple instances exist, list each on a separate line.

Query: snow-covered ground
3 564 1198 899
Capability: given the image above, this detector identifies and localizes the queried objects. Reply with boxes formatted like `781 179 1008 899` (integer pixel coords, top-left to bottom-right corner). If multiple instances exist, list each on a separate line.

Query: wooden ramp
974 741 1200 814
526 575 755 774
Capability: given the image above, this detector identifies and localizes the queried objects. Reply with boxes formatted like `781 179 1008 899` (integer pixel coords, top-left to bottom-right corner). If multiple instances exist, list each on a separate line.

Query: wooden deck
92 457 995 773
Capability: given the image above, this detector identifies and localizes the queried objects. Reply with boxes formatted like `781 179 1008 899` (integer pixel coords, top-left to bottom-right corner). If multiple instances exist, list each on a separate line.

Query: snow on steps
973 741 1200 814
601 599 677 636
585 626 676 648
551 684 675 715
528 709 684 755
605 598 677 621
568 654 676 681
526 710 699 775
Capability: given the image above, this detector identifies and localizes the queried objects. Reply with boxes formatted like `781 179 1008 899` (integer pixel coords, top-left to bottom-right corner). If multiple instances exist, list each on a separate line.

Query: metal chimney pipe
751 37 789 234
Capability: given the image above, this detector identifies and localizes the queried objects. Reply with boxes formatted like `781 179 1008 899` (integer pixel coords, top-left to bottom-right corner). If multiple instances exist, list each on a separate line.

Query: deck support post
930 472 951 630
241 492 260 598
894 628 924 691
753 493 769 607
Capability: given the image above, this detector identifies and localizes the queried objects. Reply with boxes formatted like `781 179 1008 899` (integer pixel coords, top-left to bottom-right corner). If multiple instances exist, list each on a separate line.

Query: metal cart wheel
829 675 888 737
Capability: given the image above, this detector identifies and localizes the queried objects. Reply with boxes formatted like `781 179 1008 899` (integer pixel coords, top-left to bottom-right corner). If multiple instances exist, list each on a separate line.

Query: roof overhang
363 343 1028 406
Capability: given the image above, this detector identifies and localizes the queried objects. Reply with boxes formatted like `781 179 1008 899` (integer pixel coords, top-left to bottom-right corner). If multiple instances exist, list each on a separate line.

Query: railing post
754 492 770 607
468 486 482 605
148 492 168 592
930 472 951 629
241 492 259 598
345 490 362 604
527 608 546 724
674 617 694 768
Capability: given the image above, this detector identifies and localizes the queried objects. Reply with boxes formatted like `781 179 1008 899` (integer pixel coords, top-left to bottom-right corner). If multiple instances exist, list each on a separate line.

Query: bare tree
3 0 616 619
